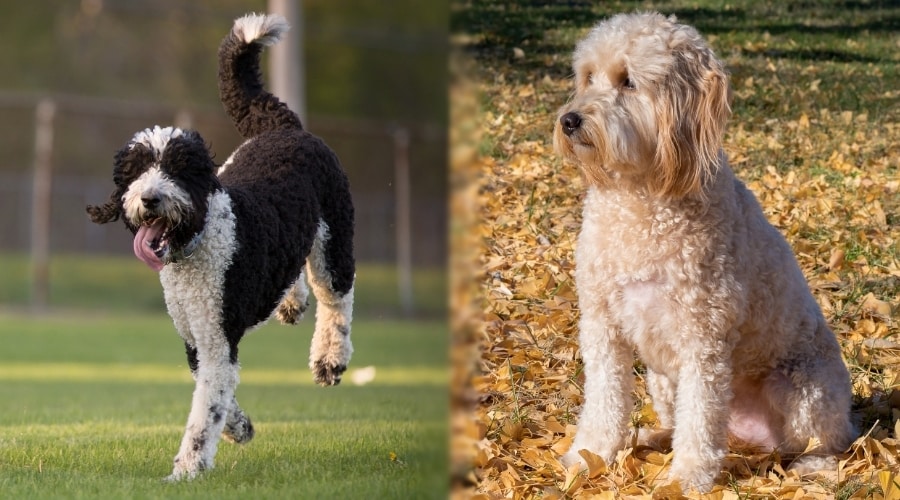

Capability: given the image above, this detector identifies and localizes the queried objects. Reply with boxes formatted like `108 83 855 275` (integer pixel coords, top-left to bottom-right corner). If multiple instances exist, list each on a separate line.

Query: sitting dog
86 13 355 480
553 12 855 491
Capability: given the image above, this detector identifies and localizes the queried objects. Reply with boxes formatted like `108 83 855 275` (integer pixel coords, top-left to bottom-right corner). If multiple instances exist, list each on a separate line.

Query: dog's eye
622 76 636 90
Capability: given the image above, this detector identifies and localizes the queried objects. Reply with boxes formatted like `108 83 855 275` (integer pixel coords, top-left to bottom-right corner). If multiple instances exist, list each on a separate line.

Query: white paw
560 449 586 470
788 454 838 476
311 359 347 386
166 453 209 482
275 297 307 325
164 467 199 482
668 459 719 493
560 445 615 471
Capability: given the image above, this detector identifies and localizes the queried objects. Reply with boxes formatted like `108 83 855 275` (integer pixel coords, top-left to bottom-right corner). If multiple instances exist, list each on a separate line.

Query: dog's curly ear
86 191 122 224
654 35 731 198
161 130 217 178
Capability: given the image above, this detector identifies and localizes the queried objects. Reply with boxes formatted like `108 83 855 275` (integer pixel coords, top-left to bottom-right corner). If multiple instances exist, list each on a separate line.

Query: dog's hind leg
275 270 310 325
777 325 856 471
222 396 254 444
646 369 676 428
306 220 354 386
638 369 676 450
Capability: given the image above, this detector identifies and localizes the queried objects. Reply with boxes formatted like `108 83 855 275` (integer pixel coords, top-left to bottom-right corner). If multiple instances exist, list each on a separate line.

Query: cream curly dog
553 12 855 491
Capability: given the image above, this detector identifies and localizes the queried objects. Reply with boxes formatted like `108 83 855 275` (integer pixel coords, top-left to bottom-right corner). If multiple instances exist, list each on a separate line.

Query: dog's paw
668 458 720 493
222 412 254 444
787 454 839 476
637 427 673 450
164 470 199 483
166 453 210 482
312 359 347 386
275 297 308 325
560 449 587 470
165 464 202 483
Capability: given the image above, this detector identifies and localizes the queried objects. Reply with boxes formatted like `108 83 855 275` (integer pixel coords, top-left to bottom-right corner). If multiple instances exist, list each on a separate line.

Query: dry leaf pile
456 38 900 500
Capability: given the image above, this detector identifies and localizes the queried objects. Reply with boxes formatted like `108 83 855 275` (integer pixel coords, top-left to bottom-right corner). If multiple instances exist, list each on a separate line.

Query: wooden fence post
393 128 413 316
31 98 56 311
268 0 306 122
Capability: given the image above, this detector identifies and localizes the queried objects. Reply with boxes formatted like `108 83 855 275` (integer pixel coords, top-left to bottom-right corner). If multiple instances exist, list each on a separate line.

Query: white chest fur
575 187 716 373
159 190 237 347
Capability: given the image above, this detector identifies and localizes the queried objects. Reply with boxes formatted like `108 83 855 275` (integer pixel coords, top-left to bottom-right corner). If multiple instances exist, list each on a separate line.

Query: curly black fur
218 27 302 138
213 21 355 351
83 13 355 480
220 128 352 351
157 132 221 249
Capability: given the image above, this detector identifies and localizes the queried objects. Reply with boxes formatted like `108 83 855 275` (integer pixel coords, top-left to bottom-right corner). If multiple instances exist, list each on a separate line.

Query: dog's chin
574 134 657 182
572 139 595 151
571 145 596 167
569 141 606 170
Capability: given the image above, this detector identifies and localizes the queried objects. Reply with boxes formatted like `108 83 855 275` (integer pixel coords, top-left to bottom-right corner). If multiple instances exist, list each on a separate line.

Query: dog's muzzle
142 194 162 210
560 112 583 136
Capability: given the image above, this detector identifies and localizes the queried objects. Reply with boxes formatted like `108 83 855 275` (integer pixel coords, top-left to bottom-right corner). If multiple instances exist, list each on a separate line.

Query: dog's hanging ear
86 190 122 224
86 141 155 224
161 131 220 227
162 130 217 176
654 35 731 198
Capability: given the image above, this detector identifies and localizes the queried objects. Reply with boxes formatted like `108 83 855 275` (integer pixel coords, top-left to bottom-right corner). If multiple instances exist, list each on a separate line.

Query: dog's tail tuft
218 13 302 139
232 13 289 46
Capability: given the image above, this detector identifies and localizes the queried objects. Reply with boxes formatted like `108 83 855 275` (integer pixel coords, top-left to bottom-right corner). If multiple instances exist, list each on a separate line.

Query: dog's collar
168 231 204 264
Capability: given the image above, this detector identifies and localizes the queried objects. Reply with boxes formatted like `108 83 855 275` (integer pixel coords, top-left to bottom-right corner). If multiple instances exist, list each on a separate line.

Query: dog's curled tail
218 13 302 139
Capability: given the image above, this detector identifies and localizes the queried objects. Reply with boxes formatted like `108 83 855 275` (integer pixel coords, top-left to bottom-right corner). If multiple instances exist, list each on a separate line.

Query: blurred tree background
0 0 447 273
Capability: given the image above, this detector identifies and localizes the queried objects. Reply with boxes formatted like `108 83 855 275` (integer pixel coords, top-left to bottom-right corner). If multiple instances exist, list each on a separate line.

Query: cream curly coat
553 12 855 491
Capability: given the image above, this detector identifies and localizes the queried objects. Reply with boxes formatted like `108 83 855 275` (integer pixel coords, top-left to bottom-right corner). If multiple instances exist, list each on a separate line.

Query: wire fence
0 93 447 269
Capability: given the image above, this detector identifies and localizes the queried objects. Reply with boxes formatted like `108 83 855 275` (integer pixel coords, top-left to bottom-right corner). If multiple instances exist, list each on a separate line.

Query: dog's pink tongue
134 220 165 272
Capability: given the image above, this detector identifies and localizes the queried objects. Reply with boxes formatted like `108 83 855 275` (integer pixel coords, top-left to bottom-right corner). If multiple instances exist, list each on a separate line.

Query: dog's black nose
142 195 161 209
561 112 582 136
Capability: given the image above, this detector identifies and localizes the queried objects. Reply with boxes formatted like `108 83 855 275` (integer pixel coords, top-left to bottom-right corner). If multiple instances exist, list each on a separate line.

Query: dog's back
214 14 355 299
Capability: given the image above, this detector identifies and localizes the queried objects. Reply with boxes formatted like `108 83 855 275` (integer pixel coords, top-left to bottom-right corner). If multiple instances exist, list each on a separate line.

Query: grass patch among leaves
457 0 899 497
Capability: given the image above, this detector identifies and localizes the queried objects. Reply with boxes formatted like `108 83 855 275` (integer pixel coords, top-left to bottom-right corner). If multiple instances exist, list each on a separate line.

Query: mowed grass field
0 255 448 498
0 254 447 318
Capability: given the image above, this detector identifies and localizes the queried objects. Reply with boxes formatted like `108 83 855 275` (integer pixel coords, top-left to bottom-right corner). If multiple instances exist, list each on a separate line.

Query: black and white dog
86 13 355 480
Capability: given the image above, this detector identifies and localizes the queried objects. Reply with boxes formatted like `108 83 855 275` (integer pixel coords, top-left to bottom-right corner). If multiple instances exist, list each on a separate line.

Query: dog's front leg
562 315 633 468
167 337 237 481
668 337 733 492
180 344 253 445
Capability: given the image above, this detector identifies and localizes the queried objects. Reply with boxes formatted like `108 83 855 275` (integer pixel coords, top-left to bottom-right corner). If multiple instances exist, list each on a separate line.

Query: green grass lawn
0 312 448 499
0 253 447 319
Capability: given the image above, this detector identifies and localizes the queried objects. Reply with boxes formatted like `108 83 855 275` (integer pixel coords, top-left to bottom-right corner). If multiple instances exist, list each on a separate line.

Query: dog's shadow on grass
453 0 898 76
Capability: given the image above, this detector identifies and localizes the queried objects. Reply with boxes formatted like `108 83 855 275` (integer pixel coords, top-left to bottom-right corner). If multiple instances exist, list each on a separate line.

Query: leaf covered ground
452 1 900 498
